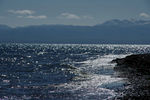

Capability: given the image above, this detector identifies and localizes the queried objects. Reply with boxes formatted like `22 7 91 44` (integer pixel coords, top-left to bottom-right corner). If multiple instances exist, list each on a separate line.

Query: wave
52 54 128 100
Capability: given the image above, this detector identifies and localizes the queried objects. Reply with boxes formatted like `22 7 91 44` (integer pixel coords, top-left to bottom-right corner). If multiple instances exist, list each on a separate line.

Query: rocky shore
112 54 150 74
112 54 150 99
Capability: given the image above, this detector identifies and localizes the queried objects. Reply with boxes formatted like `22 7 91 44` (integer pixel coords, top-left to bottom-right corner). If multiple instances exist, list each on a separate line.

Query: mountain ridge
0 19 150 44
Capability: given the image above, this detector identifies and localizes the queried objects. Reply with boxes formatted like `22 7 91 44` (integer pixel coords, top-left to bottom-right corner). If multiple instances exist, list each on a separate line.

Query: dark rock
112 54 150 69
112 54 150 99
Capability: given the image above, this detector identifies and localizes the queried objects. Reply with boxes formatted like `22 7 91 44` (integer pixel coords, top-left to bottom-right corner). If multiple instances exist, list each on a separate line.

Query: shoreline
112 54 150 99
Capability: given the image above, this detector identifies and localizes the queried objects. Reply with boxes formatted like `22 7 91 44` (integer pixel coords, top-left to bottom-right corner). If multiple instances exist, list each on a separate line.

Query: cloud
8 9 47 19
59 13 80 20
26 15 47 19
18 15 47 19
139 13 150 18
58 12 94 20
8 10 35 15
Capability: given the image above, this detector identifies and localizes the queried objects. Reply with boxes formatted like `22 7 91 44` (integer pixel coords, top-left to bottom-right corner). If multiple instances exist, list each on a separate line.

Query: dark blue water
0 44 150 100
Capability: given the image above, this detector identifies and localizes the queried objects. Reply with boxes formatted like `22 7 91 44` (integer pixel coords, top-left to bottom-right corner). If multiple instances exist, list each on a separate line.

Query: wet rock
112 54 150 73
112 54 150 99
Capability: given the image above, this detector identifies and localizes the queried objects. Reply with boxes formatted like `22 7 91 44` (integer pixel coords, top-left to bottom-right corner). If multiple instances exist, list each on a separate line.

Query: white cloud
8 9 47 19
58 12 94 20
18 15 47 19
8 10 35 15
59 13 80 20
139 13 150 18
26 15 47 19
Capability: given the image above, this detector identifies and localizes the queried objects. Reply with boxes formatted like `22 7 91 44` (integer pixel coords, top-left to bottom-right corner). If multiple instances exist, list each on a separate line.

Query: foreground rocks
112 54 150 74
112 54 150 99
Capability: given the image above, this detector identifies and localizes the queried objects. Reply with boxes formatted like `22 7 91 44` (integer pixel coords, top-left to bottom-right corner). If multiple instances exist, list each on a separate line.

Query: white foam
77 54 128 73
54 54 128 99
82 54 127 66
55 73 125 99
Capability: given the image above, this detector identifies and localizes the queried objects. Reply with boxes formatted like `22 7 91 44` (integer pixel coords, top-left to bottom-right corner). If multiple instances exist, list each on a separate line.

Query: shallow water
0 44 150 100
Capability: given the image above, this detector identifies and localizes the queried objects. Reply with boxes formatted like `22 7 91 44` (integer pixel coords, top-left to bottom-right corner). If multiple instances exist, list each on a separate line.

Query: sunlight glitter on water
1 44 150 99
53 54 128 100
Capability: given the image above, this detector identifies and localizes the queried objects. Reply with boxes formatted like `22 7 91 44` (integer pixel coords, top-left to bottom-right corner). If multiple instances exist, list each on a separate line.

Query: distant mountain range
0 19 150 44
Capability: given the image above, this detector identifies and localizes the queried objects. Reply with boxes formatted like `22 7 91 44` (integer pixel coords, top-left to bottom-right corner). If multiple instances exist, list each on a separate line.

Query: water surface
0 44 150 100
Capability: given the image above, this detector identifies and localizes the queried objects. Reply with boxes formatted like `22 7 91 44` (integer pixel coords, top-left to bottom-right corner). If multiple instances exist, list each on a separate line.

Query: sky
0 0 150 27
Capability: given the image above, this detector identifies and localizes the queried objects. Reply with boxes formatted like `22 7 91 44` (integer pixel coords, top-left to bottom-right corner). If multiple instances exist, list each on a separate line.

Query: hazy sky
0 0 150 27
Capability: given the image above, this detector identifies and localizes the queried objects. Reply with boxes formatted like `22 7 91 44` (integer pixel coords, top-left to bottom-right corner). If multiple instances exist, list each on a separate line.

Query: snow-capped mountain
100 19 150 26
